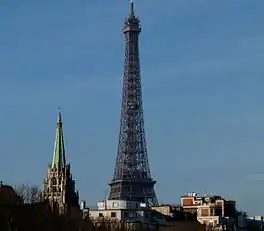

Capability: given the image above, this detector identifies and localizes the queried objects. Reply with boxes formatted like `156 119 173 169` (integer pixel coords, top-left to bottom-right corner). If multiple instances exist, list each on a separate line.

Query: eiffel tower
108 0 158 207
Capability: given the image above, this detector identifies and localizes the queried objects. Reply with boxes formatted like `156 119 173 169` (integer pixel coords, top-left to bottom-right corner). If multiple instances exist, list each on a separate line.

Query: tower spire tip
52 108 66 169
130 0 134 16
57 108 62 123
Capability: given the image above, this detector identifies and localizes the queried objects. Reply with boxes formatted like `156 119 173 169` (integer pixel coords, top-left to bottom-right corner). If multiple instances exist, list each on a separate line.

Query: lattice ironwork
108 1 158 207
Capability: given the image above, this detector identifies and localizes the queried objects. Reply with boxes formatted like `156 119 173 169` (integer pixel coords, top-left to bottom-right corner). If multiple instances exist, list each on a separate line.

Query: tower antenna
130 0 134 16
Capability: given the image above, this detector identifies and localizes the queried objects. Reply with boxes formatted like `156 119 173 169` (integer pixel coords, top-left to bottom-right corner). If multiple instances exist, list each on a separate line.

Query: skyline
0 0 264 215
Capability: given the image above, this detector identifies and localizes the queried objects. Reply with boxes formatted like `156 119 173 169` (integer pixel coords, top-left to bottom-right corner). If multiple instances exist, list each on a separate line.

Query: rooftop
0 182 22 204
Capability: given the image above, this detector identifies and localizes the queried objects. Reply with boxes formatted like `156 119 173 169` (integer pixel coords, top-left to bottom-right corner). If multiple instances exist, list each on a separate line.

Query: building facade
151 204 182 218
180 192 236 227
42 111 79 214
89 200 148 221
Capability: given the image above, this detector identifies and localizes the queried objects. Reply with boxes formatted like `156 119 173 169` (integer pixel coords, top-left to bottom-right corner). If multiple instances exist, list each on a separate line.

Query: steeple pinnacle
51 109 66 170
57 108 62 123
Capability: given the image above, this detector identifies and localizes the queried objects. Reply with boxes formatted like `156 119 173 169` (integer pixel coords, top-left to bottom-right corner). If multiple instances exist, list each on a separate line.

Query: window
99 213 103 217
111 212 116 218
52 178 57 185
123 212 128 218
210 209 214 216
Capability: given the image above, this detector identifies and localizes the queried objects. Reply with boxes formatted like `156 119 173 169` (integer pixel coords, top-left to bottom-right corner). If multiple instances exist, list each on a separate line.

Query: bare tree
14 184 42 204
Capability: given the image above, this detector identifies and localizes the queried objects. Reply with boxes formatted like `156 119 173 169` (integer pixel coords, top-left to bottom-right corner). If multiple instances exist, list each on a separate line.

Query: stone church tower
43 111 79 214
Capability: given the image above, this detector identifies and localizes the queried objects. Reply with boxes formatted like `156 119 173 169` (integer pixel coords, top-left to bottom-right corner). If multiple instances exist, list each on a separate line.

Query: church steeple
51 110 66 170
43 110 79 214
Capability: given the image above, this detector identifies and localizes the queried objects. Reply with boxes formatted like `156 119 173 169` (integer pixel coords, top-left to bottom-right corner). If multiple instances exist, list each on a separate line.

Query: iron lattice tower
108 0 158 207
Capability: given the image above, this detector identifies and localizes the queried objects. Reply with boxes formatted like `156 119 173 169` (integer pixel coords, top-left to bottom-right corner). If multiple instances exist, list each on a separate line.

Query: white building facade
89 200 149 222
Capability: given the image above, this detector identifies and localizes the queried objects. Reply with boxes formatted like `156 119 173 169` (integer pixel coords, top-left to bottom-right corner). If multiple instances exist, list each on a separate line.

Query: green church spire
51 110 66 170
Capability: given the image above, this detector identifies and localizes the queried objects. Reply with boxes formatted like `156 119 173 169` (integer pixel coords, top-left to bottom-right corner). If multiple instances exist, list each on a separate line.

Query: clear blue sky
0 0 263 216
